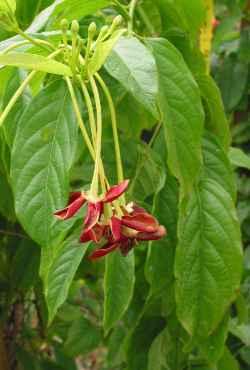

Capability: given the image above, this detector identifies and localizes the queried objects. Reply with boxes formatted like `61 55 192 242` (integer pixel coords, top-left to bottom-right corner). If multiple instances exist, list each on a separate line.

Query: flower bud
60 18 68 32
88 22 97 37
71 20 79 34
113 15 122 27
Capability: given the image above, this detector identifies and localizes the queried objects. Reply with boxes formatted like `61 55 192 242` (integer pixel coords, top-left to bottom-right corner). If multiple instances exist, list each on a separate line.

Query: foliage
0 0 249 370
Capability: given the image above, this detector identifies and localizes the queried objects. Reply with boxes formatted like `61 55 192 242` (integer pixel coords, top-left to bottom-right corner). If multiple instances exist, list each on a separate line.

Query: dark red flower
212 18 220 30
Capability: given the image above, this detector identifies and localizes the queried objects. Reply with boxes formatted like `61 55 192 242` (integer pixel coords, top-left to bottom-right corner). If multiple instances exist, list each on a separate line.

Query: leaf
64 317 101 357
105 37 159 118
175 176 242 338
202 133 236 201
52 0 110 25
11 80 77 247
104 250 135 334
88 29 125 76
229 318 250 346
0 52 72 76
45 229 89 324
2 69 31 147
198 313 229 364
148 38 204 194
197 74 230 150
229 147 250 170
0 0 16 13
176 0 206 41
217 347 240 370
129 145 166 202
145 175 179 296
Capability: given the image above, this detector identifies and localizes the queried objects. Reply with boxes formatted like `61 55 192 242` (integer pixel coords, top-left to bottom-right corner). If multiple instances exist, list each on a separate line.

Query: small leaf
229 147 250 170
11 80 77 246
229 318 250 346
64 316 101 357
105 37 159 118
104 250 135 334
45 229 89 324
148 38 204 194
0 52 72 76
88 29 125 76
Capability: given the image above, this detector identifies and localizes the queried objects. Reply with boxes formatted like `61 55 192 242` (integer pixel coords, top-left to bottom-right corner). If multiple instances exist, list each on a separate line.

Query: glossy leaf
11 80 77 246
104 250 135 333
105 37 159 118
148 38 204 193
229 319 250 346
0 52 72 76
175 176 242 338
197 74 230 150
45 229 89 324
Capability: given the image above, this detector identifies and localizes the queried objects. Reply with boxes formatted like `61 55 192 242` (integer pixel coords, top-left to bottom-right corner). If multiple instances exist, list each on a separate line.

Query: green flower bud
88 22 97 37
71 20 79 34
60 18 69 32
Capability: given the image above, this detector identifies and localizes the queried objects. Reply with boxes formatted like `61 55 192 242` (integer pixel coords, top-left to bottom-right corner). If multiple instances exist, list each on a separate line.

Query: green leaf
105 37 159 118
64 316 101 357
197 74 230 150
88 29 125 76
52 0 110 24
11 80 77 247
217 347 240 370
2 69 31 147
104 250 135 334
0 0 16 13
0 52 72 76
198 313 229 364
45 229 89 324
203 133 236 201
229 318 250 346
148 38 204 194
175 176 242 338
145 175 179 296
229 147 250 170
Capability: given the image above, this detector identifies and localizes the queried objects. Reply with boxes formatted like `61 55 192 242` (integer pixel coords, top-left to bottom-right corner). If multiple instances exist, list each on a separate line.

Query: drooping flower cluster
54 180 166 260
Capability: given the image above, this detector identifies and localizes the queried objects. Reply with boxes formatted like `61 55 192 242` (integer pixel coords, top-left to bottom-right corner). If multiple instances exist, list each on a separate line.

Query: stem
137 5 156 35
2 40 30 54
17 29 55 51
89 76 103 196
95 73 124 183
128 0 139 34
78 77 96 145
0 49 62 128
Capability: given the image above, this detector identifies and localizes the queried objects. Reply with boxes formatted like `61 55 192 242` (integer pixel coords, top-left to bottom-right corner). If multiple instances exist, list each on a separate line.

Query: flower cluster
54 180 166 260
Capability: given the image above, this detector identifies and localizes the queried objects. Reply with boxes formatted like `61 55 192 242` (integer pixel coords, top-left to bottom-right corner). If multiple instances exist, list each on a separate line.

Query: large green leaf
0 52 72 76
52 0 110 25
104 250 135 333
197 74 230 151
105 37 159 118
11 80 77 246
45 229 89 324
148 38 204 193
145 174 179 296
175 176 242 338
2 69 31 147
64 316 101 357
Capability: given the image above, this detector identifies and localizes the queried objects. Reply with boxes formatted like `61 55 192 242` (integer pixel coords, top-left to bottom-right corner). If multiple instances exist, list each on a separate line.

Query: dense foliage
0 0 249 369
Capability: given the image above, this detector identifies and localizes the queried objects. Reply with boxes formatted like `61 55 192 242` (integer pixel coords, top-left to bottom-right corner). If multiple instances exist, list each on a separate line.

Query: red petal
103 179 129 203
122 213 159 232
136 225 167 241
89 243 119 260
84 202 102 232
54 193 86 220
80 224 104 243
110 216 121 241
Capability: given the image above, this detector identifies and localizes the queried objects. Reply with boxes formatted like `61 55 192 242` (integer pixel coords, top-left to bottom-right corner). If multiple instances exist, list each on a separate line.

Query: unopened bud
99 25 109 37
88 22 96 37
71 20 79 34
60 18 68 32
113 15 122 27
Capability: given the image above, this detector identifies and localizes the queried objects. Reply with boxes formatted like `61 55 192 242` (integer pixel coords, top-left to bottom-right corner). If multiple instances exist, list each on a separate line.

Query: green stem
128 0 139 34
89 76 103 196
17 29 55 51
2 40 30 54
137 5 156 35
0 49 62 127
95 73 124 183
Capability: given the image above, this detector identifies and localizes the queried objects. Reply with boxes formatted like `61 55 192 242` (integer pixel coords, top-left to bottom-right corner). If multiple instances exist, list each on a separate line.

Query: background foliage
0 0 250 369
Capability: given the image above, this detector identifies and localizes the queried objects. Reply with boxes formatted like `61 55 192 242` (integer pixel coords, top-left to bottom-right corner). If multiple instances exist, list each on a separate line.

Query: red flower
212 17 220 30
88 204 166 260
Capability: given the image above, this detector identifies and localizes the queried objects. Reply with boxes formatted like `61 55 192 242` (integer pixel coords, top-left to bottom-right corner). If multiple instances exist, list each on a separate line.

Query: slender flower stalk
128 0 139 34
78 77 96 145
95 73 124 184
0 48 62 128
